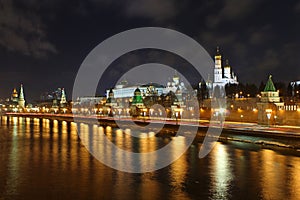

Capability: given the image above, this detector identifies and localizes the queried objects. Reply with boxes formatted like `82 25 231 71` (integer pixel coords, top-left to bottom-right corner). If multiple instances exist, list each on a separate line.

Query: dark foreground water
1 116 300 200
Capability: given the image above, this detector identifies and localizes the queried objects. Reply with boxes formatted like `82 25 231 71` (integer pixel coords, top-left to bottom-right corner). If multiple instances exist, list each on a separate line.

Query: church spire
264 75 276 92
225 59 229 67
18 84 25 108
216 46 220 56
60 88 67 105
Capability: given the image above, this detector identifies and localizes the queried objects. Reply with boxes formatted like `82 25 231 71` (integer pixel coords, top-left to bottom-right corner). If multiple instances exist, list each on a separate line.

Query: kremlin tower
18 84 25 109
60 88 67 107
208 46 239 97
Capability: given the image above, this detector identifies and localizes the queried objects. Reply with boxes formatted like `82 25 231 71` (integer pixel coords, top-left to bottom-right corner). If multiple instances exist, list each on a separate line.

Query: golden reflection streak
52 120 59 169
115 129 125 171
104 126 113 169
2 115 7 125
169 136 189 200
25 117 31 135
33 118 40 135
210 143 233 200
5 116 20 196
260 149 287 200
70 122 78 172
53 120 58 133
61 121 67 134
137 131 158 173
289 157 300 199
17 117 24 134
60 121 68 171
138 173 161 200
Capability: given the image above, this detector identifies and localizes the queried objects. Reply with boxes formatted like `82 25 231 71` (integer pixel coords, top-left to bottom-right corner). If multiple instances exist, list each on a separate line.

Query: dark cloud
0 0 299 99
0 0 57 58
259 49 280 71
124 0 177 22
295 1 300 13
220 0 262 20
83 0 177 22
205 0 266 28
249 24 273 45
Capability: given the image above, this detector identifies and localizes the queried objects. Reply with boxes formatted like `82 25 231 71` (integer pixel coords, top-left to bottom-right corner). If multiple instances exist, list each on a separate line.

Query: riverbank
3 112 300 149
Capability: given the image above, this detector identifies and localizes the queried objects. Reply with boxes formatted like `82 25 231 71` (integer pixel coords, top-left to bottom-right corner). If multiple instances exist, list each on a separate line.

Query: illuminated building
18 84 25 109
105 71 188 109
257 75 284 125
11 88 18 103
164 71 187 94
60 88 67 106
205 47 239 97
106 81 164 99
105 89 118 107
131 88 144 108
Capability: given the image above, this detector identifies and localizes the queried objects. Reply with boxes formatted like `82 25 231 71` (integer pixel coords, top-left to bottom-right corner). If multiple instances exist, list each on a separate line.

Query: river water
0 116 300 200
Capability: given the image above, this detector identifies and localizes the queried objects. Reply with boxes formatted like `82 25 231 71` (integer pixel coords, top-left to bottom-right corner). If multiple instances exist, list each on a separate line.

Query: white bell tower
214 46 222 83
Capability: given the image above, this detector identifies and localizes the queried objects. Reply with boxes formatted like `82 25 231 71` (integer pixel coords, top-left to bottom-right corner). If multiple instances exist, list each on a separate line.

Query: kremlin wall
2 47 300 126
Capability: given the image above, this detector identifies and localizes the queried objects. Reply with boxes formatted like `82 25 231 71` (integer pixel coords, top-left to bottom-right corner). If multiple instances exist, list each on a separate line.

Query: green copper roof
132 95 143 104
264 75 276 92
132 88 143 105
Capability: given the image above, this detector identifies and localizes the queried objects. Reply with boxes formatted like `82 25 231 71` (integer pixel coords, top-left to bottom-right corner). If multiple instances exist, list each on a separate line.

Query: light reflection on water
0 116 300 200
210 144 233 200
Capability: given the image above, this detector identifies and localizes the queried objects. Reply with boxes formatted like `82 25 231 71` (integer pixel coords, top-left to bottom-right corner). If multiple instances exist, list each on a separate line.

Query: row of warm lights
202 107 258 113
5 104 300 115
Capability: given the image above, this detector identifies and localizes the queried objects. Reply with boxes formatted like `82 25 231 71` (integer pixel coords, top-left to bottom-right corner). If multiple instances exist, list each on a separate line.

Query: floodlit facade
206 47 239 97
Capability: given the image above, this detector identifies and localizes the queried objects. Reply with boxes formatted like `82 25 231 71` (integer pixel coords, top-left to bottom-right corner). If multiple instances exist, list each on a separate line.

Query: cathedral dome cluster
205 47 239 97
213 47 238 86
10 84 25 109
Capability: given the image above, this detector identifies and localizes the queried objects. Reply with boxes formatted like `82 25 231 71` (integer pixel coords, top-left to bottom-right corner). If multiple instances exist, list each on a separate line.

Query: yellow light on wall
265 109 272 113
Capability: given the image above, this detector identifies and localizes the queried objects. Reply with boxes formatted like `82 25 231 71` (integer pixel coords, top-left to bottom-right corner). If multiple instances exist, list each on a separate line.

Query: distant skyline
0 0 300 101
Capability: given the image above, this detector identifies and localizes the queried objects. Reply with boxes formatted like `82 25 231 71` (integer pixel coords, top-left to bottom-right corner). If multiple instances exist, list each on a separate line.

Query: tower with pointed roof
105 89 118 107
257 75 284 125
60 88 67 107
260 75 280 103
18 84 25 109
214 46 223 83
131 88 144 108
224 59 231 79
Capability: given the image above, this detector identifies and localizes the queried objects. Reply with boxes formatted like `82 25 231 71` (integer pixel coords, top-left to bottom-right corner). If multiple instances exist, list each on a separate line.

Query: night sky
0 0 300 102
